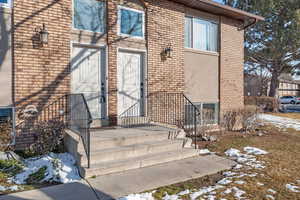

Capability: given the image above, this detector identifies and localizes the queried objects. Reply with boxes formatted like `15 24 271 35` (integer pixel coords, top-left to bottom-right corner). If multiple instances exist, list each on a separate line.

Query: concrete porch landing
0 155 235 200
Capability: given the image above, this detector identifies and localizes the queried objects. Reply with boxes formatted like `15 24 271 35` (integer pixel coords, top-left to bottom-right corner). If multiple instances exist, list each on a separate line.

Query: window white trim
0 0 11 8
72 0 106 34
117 6 145 39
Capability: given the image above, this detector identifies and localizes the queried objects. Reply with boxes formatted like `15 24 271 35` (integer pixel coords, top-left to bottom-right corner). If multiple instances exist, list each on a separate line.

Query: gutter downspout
239 18 257 30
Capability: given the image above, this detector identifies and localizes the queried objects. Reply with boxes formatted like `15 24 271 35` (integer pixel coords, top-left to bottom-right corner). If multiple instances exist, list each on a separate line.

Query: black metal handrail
67 94 92 168
118 92 201 148
16 94 93 168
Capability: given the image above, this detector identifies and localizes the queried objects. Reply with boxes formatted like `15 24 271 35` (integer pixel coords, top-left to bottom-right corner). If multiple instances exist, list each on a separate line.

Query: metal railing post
194 109 197 149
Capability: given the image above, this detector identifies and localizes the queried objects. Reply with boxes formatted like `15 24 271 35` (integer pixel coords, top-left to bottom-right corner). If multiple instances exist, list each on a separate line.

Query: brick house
0 0 263 177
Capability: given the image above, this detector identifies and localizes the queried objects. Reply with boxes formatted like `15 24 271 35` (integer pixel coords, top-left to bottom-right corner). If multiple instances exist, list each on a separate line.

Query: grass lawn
148 126 300 200
269 112 300 120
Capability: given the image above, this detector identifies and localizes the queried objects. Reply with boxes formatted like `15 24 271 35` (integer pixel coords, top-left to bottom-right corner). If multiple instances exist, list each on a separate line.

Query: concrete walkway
0 155 235 200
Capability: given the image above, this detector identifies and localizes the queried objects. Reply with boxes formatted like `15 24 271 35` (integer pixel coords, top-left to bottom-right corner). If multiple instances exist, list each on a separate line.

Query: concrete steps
65 127 199 178
81 148 199 178
81 139 184 164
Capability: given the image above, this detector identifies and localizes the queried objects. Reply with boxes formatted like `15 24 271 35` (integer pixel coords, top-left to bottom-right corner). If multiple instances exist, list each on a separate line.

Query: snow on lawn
258 114 300 131
118 192 155 200
119 147 270 200
199 149 211 155
12 153 81 185
286 184 300 193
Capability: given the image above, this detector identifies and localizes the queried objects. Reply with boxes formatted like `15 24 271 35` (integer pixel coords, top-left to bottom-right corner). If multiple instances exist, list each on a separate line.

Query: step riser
81 132 171 152
82 141 184 164
81 150 199 178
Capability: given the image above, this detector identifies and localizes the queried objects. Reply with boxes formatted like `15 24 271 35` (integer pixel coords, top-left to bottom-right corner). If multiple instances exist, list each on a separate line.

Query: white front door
71 45 106 119
118 50 144 116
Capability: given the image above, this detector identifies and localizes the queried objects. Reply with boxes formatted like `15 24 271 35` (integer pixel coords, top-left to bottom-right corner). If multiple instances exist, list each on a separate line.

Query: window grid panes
73 0 105 33
184 103 219 126
185 16 219 52
119 7 144 38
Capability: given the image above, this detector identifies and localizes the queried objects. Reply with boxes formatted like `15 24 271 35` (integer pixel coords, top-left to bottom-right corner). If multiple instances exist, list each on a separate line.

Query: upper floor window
73 0 105 33
0 0 11 8
185 16 219 52
118 6 145 38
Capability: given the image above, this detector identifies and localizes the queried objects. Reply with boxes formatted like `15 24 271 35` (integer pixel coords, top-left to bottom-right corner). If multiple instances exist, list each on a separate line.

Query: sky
213 0 224 4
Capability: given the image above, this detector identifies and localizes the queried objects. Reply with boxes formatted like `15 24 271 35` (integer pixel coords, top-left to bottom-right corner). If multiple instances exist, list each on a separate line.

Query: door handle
100 96 106 103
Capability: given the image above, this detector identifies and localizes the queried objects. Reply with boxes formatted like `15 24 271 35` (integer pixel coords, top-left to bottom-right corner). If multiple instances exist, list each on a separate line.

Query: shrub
244 96 279 112
25 166 47 184
220 106 260 132
0 122 13 151
0 159 23 176
26 120 65 156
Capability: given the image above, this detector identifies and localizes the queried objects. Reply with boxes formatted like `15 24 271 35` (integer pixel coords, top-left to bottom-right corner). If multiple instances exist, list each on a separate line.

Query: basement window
73 0 106 33
185 103 219 125
185 16 219 52
118 6 145 39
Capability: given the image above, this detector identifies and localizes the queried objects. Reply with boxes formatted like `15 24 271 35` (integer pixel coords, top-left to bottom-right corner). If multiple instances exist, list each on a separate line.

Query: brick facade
13 0 72 148
220 16 245 113
12 0 245 148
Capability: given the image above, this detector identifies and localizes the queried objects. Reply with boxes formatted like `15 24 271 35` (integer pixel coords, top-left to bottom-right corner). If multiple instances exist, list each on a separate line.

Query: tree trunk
268 71 279 97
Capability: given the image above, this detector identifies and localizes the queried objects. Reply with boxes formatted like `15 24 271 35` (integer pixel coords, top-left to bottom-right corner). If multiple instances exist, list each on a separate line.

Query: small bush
25 166 47 184
26 120 65 156
245 96 279 112
0 160 23 176
0 122 13 151
220 106 260 132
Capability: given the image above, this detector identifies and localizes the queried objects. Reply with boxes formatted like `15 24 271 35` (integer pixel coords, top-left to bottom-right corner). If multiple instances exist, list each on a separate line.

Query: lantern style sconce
35 23 49 45
163 43 173 58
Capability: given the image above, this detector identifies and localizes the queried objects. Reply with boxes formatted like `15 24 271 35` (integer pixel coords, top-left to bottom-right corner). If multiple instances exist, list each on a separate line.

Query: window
185 103 219 125
73 0 105 33
0 107 15 146
185 16 219 52
0 0 11 8
118 7 144 38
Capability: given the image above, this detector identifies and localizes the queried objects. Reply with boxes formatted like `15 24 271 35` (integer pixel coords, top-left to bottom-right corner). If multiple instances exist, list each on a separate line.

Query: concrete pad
0 180 102 200
88 155 236 199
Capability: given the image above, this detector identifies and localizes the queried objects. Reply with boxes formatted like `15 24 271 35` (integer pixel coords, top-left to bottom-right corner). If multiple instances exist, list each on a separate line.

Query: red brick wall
13 0 72 148
219 16 245 113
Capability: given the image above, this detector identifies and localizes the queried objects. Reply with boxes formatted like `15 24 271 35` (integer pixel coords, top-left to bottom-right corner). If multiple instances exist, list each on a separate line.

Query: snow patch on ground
199 149 211 155
267 189 277 194
286 184 300 193
258 114 300 131
244 147 268 155
13 153 80 185
118 192 155 200
190 185 224 200
225 147 268 170
0 185 22 192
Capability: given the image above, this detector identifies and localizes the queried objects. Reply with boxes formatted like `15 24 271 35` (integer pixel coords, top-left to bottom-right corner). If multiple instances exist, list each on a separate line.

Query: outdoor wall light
163 43 173 58
35 23 49 45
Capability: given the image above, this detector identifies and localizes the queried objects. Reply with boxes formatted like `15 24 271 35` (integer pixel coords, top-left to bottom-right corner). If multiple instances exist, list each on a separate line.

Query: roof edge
199 0 264 21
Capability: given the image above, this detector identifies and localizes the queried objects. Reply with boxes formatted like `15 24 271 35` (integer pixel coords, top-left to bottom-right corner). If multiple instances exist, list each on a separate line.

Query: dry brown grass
149 126 300 199
268 112 300 120
207 126 300 200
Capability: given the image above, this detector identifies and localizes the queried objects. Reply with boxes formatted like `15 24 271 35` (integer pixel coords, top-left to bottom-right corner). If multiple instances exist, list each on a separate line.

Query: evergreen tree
224 0 300 96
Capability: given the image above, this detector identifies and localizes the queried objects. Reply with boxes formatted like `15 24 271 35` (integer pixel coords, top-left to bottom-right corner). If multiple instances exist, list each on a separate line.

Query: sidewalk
0 155 235 200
